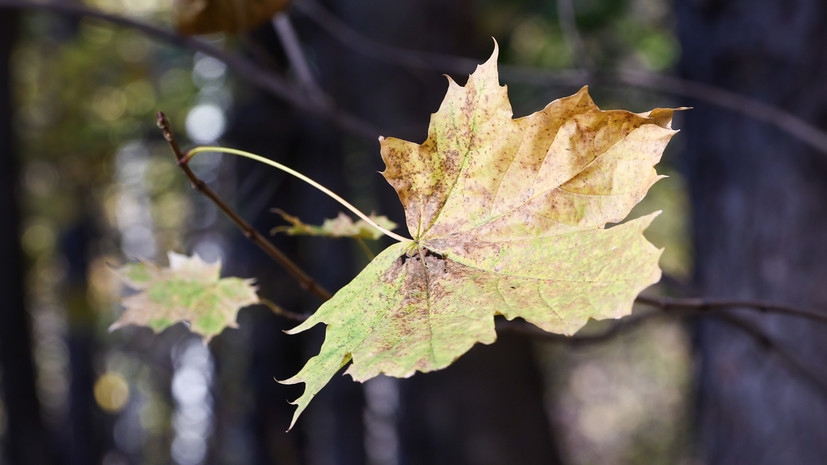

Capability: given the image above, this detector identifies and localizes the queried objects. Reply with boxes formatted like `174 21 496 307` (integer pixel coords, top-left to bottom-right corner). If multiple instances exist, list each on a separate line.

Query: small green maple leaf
110 252 259 341
272 209 397 240
281 44 680 428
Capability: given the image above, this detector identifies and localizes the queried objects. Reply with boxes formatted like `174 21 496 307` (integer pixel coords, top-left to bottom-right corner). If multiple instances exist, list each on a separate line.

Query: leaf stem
185 146 411 243
157 113 332 301
354 237 375 261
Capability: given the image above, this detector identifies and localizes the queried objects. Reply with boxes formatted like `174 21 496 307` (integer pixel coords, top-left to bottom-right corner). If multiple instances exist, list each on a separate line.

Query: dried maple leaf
281 45 679 428
110 252 259 341
173 0 290 35
272 209 397 240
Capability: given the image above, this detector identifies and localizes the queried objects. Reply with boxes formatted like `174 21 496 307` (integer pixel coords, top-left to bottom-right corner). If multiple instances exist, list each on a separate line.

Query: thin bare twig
496 310 664 344
9 0 826 154
711 312 827 402
604 69 827 155
500 304 827 401
294 0 548 78
13 2 827 382
260 298 309 323
555 0 592 71
635 295 827 326
296 0 827 156
157 112 333 301
0 0 379 141
271 12 325 102
499 293 827 346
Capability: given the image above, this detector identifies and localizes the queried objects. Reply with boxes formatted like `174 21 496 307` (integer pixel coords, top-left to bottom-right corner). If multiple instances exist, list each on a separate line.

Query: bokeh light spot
94 372 130 413
92 87 128 122
116 32 151 63
21 220 56 257
124 80 157 115
185 104 225 144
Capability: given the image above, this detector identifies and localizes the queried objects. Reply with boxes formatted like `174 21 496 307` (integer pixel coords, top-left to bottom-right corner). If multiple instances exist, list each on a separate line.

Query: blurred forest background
0 0 826 464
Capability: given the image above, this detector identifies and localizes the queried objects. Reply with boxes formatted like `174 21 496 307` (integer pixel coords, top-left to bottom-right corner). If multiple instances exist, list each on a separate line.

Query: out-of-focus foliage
13 6 208 463
14 14 198 251
111 252 259 340
481 0 678 71
272 210 398 240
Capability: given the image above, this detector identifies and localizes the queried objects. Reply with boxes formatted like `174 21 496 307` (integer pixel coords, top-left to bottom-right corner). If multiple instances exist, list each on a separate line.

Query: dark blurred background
0 0 826 464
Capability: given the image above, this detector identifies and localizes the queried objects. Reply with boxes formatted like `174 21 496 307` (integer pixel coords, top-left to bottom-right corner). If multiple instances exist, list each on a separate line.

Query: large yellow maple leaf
281 45 679 428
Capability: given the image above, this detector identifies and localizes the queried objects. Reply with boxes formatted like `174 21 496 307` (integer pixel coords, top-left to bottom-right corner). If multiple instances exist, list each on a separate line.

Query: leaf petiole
185 146 411 243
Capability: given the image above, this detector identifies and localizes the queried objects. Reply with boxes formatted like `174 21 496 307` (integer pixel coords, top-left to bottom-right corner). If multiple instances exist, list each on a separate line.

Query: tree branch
603 69 827 156
157 112 332 301
496 310 664 344
500 303 827 402
555 0 592 71
296 0 827 156
635 295 827 326
712 312 827 402
14 1 827 389
0 0 379 141
271 12 324 100
17 0 823 155
260 298 309 323
498 293 827 346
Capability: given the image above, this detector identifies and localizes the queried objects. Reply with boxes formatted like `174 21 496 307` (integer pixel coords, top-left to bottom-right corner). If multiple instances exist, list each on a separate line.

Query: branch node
156 111 167 128
177 151 192 166
156 114 333 302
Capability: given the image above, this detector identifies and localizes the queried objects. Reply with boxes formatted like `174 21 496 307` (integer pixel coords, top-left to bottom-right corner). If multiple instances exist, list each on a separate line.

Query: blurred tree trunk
399 333 562 465
678 1 827 463
60 217 105 465
0 12 58 465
